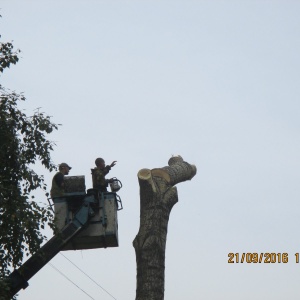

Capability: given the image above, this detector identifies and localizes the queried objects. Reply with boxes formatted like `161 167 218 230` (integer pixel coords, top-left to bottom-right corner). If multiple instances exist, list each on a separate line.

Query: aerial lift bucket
52 175 122 250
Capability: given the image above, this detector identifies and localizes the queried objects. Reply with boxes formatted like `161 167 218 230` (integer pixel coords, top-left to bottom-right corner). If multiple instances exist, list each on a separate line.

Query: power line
49 263 96 300
60 252 118 300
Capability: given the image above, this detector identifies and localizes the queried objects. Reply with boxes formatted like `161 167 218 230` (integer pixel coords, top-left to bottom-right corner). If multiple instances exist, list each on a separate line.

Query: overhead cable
60 252 118 300
49 263 96 300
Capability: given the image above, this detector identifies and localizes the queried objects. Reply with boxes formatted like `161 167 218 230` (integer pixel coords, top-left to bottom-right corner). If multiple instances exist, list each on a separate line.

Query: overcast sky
1 1 300 300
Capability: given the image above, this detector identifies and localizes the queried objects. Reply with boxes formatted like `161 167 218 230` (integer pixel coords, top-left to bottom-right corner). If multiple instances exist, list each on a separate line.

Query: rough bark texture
133 156 197 300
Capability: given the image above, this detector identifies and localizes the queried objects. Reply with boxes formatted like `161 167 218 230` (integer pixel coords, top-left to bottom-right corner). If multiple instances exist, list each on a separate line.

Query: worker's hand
109 178 114 183
110 161 117 168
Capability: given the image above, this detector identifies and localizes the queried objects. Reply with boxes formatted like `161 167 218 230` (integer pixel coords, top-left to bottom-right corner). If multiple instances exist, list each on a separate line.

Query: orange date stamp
228 253 291 263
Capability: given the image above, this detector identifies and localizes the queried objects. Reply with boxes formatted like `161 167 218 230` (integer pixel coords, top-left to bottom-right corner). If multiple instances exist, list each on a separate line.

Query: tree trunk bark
133 156 197 300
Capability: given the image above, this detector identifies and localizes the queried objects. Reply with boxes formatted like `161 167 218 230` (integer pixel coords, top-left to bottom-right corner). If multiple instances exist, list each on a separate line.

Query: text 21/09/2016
227 253 300 263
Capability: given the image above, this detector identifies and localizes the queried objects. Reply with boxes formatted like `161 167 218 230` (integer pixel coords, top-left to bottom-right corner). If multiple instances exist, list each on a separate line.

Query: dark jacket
50 172 65 198
91 166 111 192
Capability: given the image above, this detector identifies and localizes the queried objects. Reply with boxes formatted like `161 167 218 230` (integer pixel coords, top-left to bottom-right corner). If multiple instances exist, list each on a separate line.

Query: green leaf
0 35 59 281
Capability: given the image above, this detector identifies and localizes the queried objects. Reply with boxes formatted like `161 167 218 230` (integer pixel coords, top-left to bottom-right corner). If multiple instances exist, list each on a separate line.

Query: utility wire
60 252 118 300
49 263 96 300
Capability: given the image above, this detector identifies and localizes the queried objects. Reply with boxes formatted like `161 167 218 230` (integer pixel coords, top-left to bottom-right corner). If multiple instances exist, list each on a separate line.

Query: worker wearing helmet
50 162 72 198
92 158 117 192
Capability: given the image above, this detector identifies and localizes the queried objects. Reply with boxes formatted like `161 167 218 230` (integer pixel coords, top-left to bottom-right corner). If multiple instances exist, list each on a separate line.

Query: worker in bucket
50 162 72 198
92 158 117 192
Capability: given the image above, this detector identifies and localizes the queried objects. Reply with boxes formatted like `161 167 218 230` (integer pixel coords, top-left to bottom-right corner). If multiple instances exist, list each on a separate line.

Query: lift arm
8 194 97 298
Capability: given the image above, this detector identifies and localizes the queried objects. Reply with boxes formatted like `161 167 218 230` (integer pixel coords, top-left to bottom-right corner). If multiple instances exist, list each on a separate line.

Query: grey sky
1 1 300 299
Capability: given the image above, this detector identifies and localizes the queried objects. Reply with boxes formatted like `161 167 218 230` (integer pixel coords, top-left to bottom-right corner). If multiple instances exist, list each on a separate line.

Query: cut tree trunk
133 156 197 300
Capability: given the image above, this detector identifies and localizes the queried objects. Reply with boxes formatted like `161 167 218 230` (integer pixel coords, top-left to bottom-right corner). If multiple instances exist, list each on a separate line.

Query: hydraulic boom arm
8 194 97 298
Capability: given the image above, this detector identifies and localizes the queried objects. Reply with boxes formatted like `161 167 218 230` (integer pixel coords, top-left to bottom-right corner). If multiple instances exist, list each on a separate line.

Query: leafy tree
0 34 59 298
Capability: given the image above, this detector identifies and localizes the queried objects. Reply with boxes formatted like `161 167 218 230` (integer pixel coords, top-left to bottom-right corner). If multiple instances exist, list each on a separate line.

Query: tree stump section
133 156 197 300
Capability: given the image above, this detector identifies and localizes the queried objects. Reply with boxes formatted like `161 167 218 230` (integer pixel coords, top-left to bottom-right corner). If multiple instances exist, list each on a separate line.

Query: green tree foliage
0 35 59 297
